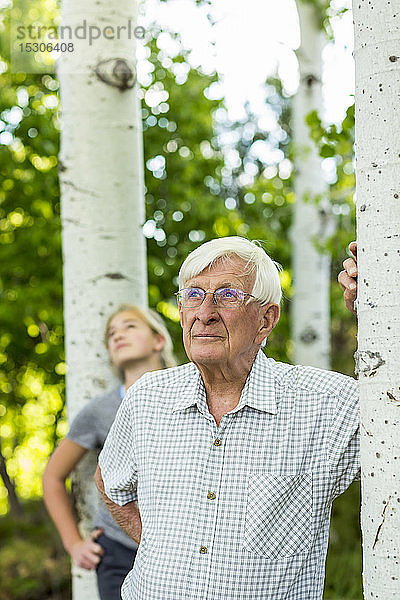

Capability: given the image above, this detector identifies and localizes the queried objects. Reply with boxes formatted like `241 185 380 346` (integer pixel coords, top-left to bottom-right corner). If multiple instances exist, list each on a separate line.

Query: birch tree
352 1 400 597
292 0 332 368
58 1 146 597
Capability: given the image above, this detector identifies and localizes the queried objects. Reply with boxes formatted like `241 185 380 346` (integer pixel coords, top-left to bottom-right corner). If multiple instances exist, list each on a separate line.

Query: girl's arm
42 438 104 569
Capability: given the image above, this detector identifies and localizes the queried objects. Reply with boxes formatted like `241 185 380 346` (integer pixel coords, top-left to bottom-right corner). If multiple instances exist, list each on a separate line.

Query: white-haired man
95 236 359 600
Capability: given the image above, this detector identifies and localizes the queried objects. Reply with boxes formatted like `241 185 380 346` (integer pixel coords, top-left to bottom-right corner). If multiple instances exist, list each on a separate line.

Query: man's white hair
178 236 282 305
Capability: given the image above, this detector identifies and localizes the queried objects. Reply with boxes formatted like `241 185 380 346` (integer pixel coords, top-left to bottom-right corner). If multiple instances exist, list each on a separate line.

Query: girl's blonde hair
104 304 177 369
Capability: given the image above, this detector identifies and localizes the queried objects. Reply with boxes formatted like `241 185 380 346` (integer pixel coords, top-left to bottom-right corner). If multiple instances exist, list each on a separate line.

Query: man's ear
255 303 280 345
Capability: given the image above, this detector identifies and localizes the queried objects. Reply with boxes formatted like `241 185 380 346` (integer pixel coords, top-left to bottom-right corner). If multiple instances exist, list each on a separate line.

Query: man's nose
195 293 220 323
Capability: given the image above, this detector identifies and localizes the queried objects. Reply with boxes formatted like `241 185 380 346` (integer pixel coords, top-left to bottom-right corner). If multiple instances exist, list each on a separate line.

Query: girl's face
106 310 164 370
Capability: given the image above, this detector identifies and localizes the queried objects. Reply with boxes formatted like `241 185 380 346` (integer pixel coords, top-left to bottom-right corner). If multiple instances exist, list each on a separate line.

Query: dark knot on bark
94 58 136 91
303 74 320 88
299 327 318 344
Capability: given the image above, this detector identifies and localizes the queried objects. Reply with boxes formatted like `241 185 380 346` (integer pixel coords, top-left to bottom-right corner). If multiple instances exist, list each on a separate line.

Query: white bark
58 1 146 597
352 1 400 597
292 1 333 368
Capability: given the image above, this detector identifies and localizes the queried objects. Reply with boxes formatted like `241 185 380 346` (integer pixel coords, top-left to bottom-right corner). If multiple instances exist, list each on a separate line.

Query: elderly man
95 236 359 600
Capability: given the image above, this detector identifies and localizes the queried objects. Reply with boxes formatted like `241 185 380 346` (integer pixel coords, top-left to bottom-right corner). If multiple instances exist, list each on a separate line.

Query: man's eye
220 288 237 299
187 288 202 298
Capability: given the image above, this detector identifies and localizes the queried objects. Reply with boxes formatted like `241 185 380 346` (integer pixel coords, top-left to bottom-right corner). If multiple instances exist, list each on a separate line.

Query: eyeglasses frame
175 287 256 308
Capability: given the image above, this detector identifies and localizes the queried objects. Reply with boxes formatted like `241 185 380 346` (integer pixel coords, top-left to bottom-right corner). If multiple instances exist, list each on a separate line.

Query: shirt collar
171 365 206 414
171 350 277 416
235 349 277 415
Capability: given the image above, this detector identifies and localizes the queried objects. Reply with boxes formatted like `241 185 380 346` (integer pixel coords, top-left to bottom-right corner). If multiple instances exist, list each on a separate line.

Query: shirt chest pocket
243 472 312 559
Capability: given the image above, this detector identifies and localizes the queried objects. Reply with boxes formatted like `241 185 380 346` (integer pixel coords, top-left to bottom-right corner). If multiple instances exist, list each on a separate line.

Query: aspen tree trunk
58 1 146 597
292 0 332 368
352 1 400 597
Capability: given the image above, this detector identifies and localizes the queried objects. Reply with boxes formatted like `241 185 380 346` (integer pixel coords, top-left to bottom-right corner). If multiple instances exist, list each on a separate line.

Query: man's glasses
175 287 255 308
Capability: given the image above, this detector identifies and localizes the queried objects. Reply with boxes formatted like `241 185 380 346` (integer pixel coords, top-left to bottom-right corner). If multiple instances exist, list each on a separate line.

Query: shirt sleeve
98 395 138 506
328 376 360 499
67 402 100 450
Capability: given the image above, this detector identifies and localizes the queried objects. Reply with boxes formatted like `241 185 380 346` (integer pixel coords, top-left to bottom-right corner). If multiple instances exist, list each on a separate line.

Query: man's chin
188 348 225 366
185 338 225 361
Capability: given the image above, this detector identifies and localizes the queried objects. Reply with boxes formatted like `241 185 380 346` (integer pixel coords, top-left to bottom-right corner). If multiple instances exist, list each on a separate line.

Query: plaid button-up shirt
99 350 359 600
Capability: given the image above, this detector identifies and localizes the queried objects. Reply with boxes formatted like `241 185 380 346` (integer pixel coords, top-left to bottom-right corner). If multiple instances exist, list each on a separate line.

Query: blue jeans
96 533 137 600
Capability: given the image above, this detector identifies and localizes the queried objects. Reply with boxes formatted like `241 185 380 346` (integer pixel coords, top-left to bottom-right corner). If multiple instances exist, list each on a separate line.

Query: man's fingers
343 288 356 303
343 289 357 316
348 241 357 259
338 270 357 292
342 257 358 278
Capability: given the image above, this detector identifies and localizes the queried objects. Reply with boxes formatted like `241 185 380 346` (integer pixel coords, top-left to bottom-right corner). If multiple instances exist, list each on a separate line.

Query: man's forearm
94 465 142 544
105 498 142 544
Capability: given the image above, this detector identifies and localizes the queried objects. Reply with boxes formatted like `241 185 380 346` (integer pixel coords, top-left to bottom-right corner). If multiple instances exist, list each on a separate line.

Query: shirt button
207 491 216 500
199 546 208 554
214 438 222 446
